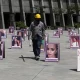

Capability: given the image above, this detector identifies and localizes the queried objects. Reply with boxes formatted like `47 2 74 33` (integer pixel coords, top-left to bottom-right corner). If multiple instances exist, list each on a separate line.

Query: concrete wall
0 0 80 28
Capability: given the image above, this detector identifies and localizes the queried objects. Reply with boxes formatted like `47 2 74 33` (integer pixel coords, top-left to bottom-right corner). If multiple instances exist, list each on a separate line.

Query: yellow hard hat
35 14 41 18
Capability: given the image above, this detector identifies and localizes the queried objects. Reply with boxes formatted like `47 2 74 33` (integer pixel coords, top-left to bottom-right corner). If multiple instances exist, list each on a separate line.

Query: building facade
0 0 80 29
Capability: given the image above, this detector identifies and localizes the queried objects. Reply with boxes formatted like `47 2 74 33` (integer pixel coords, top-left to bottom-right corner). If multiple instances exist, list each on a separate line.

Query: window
70 0 75 3
62 0 67 2
53 0 57 2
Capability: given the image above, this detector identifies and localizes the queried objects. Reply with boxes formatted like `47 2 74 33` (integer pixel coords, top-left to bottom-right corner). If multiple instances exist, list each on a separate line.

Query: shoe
35 56 40 61
34 56 37 59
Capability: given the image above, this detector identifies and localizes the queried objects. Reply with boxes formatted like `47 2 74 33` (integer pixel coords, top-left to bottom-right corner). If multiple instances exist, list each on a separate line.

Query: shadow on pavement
70 69 77 72
8 48 11 49
19 56 46 62
19 55 35 61
30 51 33 52
66 47 70 49
40 60 45 62
66 41 69 43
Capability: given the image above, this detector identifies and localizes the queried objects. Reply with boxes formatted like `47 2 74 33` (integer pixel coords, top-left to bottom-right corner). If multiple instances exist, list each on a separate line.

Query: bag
41 40 44 44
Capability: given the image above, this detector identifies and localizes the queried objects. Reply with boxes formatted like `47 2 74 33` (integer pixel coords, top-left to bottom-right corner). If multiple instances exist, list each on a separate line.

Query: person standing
29 13 45 60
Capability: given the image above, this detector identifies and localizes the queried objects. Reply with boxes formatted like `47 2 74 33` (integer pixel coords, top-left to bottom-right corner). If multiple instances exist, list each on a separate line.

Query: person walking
29 13 45 61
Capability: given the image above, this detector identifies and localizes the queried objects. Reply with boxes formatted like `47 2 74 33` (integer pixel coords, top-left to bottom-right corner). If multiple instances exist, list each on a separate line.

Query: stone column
0 0 5 29
9 0 15 27
19 0 26 25
39 0 46 25
57 0 65 27
29 0 35 21
60 0 65 27
75 0 80 22
75 0 80 33
67 0 74 27
48 0 56 29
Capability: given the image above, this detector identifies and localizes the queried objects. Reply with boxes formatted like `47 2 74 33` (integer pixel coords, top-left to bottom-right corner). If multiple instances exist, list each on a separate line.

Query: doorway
3 12 10 29
25 13 31 27
45 13 50 26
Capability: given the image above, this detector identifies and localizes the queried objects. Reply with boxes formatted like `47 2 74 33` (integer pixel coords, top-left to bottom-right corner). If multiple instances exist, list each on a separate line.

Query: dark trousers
32 36 42 57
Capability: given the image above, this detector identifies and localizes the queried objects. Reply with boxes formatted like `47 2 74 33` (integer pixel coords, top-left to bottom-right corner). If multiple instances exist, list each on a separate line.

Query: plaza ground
0 29 80 80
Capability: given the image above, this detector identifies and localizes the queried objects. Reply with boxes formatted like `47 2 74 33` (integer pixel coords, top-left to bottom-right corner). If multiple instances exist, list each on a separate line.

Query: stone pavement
0 29 80 80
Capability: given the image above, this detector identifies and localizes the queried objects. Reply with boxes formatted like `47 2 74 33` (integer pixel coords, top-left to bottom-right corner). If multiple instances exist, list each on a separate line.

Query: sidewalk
0 30 80 80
